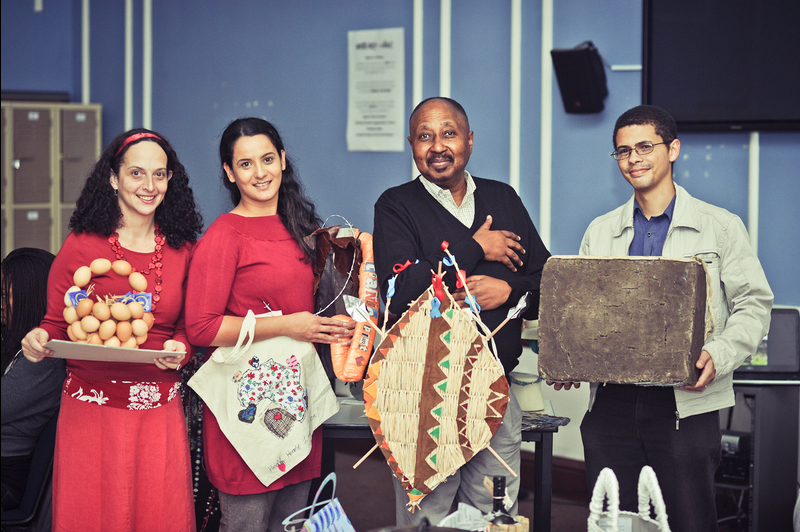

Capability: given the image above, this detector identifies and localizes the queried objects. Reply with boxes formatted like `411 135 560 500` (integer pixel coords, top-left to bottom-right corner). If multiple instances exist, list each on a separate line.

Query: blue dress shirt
629 195 676 257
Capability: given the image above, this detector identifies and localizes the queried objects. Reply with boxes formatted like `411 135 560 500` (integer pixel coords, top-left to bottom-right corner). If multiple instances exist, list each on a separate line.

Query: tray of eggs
43 258 182 363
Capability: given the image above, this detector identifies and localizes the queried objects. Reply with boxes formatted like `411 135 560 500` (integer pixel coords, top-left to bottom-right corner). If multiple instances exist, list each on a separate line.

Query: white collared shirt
417 170 476 228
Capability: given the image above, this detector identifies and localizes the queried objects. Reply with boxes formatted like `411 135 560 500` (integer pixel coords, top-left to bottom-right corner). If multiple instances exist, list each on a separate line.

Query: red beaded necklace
108 228 165 310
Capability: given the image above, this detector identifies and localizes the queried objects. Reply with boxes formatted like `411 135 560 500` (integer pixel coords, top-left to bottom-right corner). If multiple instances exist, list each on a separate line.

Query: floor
331 439 590 531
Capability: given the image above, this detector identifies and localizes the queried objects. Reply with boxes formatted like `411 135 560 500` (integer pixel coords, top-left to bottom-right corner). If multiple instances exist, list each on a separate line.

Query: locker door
61 206 73 245
13 108 52 204
14 207 52 251
61 109 98 202
1 107 7 204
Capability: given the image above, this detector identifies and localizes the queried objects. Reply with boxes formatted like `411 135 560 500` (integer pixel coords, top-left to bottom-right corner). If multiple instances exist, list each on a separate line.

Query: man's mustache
427 154 453 165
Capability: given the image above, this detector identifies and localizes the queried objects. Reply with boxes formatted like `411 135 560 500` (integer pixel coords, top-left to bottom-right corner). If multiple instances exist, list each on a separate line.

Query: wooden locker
14 208 52 251
61 108 98 202
1 107 6 205
13 108 52 204
61 206 72 244
1 101 101 255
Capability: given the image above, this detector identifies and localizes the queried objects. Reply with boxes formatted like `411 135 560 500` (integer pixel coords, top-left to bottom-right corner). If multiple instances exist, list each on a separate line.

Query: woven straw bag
587 466 671 532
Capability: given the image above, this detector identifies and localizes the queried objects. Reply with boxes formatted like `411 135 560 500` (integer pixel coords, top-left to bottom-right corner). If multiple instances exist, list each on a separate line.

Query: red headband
115 132 163 156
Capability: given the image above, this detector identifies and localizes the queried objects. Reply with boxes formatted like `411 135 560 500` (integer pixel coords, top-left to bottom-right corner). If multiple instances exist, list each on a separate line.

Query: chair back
0 411 58 527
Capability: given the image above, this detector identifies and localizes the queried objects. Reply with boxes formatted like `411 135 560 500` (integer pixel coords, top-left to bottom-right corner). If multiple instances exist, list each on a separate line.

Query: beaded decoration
109 228 164 310
62 257 155 347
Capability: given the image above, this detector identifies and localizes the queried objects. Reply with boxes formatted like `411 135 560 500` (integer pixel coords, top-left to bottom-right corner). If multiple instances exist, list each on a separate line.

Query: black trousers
581 384 721 532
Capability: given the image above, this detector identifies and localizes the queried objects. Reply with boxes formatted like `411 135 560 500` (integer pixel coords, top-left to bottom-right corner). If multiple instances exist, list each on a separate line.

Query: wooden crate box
537 256 708 386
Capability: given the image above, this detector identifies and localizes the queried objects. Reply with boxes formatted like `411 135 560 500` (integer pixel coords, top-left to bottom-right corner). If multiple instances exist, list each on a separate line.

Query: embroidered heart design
274 412 282 420
278 461 286 472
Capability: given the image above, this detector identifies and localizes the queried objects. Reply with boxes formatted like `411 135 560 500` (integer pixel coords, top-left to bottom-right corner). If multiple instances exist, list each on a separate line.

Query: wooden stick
485 316 511 340
487 445 518 478
429 269 446 279
352 443 380 469
381 297 392 336
442 247 477 314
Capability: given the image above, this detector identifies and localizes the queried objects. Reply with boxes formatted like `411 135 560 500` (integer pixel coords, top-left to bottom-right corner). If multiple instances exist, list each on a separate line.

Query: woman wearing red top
186 118 351 532
22 129 203 531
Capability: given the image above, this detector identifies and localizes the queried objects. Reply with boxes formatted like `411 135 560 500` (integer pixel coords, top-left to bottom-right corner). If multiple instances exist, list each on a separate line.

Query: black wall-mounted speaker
550 41 608 114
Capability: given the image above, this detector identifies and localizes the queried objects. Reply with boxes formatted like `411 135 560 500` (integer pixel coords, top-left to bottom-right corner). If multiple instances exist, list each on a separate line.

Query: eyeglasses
611 142 667 160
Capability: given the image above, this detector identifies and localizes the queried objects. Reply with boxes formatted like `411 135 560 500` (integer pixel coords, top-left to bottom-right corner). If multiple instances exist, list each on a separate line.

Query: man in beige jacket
554 105 773 532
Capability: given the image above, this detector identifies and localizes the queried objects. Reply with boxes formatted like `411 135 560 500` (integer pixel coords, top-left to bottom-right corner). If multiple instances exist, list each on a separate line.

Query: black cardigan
373 176 550 374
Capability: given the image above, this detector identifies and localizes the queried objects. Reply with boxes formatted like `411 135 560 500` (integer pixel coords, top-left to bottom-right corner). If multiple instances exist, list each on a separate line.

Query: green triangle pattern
439 360 450 369
445 308 454 320
442 330 451 344
410 488 423 495
430 453 438 465
437 381 447 392
429 426 440 439
432 406 443 417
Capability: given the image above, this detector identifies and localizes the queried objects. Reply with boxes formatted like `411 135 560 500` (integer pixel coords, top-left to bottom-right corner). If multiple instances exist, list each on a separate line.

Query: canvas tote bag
188 310 339 486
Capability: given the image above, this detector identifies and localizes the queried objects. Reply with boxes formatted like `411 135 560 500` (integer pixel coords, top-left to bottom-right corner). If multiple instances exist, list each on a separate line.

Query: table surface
324 397 557 431
322 397 559 532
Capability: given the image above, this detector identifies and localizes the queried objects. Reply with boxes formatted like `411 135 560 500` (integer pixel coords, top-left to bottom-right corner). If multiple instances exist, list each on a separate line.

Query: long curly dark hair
1 248 55 373
69 128 203 249
219 117 321 261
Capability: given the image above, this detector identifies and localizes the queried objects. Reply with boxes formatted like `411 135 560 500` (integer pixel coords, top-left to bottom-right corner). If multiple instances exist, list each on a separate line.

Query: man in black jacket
373 97 550 524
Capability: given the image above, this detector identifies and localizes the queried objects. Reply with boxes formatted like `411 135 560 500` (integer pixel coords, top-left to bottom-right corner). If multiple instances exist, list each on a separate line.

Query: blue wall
2 0 798 305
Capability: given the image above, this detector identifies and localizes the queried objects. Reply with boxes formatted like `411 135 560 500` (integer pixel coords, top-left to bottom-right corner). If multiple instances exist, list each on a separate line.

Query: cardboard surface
44 339 184 364
537 256 708 386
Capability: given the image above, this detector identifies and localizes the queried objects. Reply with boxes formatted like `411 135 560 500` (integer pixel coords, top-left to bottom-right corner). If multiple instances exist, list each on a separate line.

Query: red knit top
185 213 322 495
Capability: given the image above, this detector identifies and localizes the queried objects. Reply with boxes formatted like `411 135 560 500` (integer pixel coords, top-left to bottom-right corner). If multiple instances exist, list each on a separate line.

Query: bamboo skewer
381 295 392 336
487 445 518 478
485 317 511 340
352 442 380 469
441 244 478 315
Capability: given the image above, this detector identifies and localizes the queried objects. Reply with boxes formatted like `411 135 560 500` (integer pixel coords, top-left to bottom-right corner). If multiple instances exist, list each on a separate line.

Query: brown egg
80 315 100 333
131 319 149 337
64 286 82 307
92 301 111 321
87 333 103 345
135 333 148 345
73 266 92 288
110 302 132 321
116 320 133 342
90 258 112 276
120 336 138 349
71 320 88 340
67 325 78 342
112 260 132 277
142 312 155 329
128 271 147 292
127 301 145 319
63 306 79 324
98 319 117 340
104 336 121 347
76 298 95 318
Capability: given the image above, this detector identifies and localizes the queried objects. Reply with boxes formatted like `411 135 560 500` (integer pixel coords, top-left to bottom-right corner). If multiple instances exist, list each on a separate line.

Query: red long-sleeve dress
185 213 322 495
38 231 194 532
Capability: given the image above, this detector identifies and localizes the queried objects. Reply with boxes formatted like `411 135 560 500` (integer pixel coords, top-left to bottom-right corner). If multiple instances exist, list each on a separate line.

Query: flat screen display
643 0 800 131
735 307 800 380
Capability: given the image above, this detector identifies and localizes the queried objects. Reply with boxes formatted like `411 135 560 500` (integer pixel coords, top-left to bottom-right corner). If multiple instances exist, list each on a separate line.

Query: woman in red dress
186 117 351 532
22 129 203 531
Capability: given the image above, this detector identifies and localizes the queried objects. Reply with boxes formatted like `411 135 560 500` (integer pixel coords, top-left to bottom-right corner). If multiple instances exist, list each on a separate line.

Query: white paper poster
347 27 405 152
